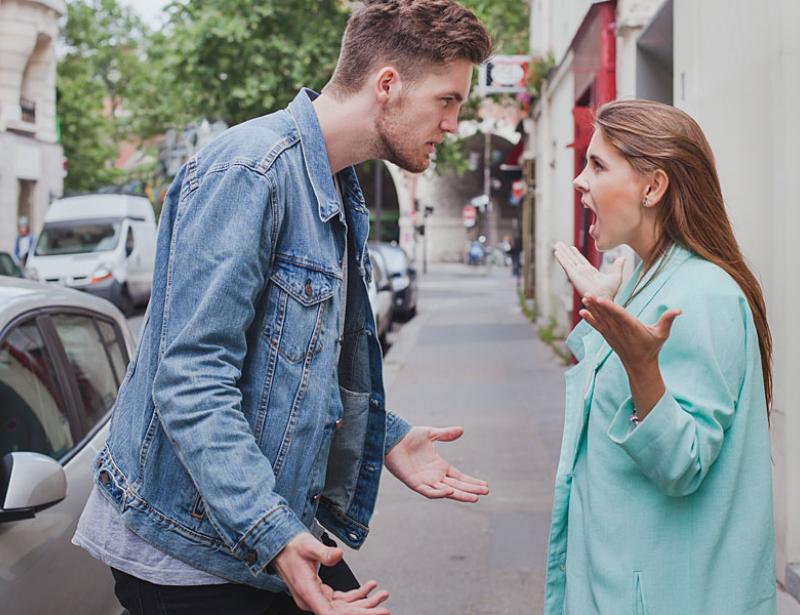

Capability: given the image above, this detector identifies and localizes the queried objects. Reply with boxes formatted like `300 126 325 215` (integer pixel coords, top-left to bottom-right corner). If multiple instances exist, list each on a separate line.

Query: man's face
375 59 472 173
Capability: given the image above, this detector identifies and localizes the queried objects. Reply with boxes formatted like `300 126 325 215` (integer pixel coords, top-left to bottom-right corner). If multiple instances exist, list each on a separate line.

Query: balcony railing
20 97 36 124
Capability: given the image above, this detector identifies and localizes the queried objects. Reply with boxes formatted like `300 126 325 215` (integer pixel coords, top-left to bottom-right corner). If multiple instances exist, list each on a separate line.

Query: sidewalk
347 262 800 614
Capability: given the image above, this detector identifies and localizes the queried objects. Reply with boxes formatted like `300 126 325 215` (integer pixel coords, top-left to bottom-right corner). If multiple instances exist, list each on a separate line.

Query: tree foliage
138 0 348 133
58 0 149 191
57 0 530 186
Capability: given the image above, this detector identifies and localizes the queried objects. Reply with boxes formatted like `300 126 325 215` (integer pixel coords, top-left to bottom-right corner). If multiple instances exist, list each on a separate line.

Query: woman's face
573 129 654 254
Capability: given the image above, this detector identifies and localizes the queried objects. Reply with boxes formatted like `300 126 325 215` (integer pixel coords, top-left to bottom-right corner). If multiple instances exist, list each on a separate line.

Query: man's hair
328 0 492 96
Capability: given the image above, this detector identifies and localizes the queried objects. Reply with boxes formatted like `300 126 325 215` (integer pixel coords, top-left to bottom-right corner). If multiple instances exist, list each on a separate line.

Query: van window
0 321 73 459
35 218 122 256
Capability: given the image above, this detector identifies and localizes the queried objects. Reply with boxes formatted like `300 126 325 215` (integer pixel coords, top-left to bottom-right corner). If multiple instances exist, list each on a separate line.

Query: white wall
533 53 575 334
672 0 799 585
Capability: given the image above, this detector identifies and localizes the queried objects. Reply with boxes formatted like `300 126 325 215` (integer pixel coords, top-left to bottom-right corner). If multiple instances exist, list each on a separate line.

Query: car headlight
90 266 114 284
391 275 410 292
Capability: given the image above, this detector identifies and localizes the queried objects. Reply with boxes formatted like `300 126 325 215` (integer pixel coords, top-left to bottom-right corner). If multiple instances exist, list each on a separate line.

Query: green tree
138 0 348 133
465 0 530 55
58 0 150 191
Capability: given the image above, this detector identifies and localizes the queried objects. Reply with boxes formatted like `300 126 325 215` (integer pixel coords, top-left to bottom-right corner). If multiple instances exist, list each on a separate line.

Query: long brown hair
595 99 773 414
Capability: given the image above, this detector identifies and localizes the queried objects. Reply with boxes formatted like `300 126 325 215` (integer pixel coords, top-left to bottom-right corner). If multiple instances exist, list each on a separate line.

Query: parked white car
368 248 393 343
27 194 157 316
0 277 134 615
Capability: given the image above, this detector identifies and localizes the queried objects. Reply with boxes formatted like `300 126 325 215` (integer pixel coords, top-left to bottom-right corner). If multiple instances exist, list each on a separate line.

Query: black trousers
110 535 360 615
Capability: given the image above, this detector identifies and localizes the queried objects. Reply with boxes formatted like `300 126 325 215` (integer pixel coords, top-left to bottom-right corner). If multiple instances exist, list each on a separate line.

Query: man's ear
373 66 402 105
645 168 669 207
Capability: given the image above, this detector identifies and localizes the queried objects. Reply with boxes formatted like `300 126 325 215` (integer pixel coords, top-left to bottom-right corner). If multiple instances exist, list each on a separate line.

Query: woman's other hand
581 295 682 418
554 242 624 301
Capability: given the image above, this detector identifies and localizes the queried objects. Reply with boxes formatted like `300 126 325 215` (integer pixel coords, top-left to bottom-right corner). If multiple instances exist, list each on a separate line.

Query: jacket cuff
235 504 308 580
384 411 412 455
607 391 675 452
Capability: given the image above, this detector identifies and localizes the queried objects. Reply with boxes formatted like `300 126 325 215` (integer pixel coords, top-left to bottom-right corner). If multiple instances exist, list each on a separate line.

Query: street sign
478 55 530 95
463 205 477 228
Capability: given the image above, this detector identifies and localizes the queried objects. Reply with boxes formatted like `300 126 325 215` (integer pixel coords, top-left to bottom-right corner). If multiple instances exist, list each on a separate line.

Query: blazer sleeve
606 286 751 497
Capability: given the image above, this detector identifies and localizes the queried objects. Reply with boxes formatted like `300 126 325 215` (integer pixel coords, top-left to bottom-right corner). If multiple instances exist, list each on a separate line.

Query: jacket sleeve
606 289 751 497
152 162 307 578
385 411 412 454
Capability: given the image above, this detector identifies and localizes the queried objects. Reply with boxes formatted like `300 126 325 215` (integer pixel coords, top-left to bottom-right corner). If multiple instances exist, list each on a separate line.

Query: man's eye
442 98 454 106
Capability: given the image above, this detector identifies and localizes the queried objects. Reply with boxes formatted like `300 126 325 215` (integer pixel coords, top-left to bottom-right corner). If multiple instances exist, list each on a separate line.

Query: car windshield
35 218 123 256
378 247 407 274
0 253 22 277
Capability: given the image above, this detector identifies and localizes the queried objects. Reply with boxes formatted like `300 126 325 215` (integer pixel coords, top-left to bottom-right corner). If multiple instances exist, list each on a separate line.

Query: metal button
335 419 344 430
304 280 313 297
245 551 258 566
347 532 359 542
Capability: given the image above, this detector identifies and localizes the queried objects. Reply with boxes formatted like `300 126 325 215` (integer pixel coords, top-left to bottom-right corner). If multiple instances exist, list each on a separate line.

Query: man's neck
312 90 380 174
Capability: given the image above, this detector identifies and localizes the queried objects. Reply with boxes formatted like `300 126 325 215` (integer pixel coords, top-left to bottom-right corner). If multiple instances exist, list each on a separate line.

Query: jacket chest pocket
265 260 338 364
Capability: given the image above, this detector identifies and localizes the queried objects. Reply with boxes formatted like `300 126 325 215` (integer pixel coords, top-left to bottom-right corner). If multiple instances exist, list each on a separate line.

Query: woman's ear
644 169 669 207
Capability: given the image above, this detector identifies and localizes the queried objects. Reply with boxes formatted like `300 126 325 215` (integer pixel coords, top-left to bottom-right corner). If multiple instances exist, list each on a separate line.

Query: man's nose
440 114 458 134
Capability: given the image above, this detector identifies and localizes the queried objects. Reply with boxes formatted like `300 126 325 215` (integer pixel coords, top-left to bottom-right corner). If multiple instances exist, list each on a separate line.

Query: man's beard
375 105 430 174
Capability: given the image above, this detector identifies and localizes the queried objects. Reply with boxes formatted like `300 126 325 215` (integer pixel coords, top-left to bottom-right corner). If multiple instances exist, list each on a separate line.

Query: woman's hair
595 99 773 414
327 0 492 98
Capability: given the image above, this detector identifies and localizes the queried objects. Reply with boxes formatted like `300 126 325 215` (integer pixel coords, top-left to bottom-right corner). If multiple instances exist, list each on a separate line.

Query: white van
27 194 157 315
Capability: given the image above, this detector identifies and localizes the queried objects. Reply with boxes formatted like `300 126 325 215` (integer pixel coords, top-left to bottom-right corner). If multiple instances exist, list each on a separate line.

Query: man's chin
393 156 430 174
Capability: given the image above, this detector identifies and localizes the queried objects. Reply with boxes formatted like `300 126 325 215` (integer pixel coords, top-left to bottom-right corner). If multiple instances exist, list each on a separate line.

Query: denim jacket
94 89 411 591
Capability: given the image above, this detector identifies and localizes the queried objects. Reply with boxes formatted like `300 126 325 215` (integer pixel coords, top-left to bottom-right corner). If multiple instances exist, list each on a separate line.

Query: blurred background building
0 0 65 253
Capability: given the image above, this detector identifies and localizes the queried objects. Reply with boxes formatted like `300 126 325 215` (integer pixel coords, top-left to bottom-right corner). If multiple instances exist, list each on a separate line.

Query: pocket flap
271 260 337 307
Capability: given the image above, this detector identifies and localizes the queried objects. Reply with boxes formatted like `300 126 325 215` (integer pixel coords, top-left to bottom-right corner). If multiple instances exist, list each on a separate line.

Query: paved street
347 263 564 614
128 264 800 614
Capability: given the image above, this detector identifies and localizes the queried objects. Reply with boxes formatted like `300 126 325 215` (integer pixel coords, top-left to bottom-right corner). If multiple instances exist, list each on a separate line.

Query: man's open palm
385 427 489 502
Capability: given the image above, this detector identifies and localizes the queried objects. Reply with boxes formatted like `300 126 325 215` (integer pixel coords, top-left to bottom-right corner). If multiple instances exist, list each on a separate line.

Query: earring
642 196 649 208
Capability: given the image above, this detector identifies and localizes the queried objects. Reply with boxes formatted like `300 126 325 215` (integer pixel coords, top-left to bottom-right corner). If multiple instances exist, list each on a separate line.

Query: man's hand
554 242 624 301
385 426 489 502
272 533 390 615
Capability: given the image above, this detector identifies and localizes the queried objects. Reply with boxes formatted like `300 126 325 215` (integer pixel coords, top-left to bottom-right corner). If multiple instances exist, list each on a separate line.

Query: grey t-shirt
73 177 349 586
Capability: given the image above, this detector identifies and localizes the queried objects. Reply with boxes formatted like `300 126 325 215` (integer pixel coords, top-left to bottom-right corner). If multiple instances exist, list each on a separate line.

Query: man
73 2 492 613
14 217 34 266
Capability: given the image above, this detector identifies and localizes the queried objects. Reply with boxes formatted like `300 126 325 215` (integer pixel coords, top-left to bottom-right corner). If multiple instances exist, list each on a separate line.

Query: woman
545 99 775 614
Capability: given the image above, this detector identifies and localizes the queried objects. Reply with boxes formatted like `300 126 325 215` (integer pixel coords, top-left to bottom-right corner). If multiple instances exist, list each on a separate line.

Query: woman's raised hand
554 242 624 301
580 295 682 369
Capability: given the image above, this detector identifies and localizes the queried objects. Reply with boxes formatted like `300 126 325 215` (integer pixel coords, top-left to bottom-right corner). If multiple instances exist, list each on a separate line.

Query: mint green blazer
544 245 775 615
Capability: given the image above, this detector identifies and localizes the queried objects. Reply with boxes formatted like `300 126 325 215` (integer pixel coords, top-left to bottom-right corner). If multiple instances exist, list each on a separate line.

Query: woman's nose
573 172 588 192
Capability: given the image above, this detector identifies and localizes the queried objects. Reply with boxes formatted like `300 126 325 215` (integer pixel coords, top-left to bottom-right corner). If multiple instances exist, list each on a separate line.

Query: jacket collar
287 88 360 223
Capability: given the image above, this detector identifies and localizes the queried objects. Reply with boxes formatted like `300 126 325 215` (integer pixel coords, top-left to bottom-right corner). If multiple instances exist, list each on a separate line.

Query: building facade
526 0 800 599
0 0 64 253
